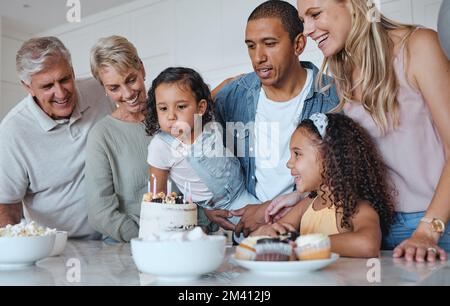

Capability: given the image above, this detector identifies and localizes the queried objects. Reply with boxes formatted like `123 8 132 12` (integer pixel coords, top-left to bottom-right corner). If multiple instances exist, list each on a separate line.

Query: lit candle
147 180 151 193
183 181 187 204
188 182 192 203
152 174 156 196
167 180 172 196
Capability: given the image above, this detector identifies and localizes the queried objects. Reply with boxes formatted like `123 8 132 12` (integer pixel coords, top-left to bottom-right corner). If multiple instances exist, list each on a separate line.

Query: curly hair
144 67 214 136
299 113 395 234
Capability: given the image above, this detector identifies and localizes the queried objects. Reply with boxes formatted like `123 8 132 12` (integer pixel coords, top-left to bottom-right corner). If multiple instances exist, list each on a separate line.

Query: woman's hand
265 192 302 223
393 223 447 262
211 74 245 99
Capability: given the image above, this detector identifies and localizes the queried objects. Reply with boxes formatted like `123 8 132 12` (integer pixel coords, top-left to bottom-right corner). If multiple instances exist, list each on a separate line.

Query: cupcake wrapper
254 242 292 261
295 236 331 260
255 253 289 261
235 245 256 261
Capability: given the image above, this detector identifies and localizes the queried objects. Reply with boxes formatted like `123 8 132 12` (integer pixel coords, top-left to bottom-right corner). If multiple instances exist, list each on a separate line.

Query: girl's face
100 65 146 114
297 0 352 57
286 128 323 193
155 82 206 142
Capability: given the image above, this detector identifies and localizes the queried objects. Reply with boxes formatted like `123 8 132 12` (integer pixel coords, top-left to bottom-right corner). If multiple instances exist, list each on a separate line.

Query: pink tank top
343 40 445 213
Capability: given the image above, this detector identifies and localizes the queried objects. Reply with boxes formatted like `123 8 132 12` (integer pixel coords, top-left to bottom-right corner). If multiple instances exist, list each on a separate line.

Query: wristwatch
420 217 446 236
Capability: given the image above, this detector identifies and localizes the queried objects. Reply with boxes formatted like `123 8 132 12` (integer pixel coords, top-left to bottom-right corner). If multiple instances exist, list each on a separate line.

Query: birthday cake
138 192 197 239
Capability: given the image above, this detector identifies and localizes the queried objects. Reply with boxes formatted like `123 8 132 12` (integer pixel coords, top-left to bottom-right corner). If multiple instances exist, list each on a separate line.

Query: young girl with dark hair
145 67 260 237
256 113 395 257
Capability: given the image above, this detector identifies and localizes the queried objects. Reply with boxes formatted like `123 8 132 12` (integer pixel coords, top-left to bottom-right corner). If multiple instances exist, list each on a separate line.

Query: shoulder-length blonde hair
318 0 416 134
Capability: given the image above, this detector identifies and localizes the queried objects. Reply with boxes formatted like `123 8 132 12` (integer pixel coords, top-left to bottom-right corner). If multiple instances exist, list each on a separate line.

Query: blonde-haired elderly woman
85 35 150 242
293 0 450 261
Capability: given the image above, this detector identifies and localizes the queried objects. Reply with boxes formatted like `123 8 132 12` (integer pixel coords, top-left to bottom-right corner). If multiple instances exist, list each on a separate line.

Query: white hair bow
309 113 328 138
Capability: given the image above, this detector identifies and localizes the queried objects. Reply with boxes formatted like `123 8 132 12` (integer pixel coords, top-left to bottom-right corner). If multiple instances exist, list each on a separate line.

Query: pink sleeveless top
343 41 445 213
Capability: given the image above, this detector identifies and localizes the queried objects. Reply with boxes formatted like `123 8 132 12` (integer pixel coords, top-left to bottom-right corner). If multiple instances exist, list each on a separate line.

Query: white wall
0 21 28 121
0 0 443 120
39 0 271 89
0 16 2 118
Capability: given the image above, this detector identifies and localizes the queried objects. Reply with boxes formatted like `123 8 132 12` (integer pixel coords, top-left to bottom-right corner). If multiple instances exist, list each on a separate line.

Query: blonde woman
291 0 450 261
85 36 150 242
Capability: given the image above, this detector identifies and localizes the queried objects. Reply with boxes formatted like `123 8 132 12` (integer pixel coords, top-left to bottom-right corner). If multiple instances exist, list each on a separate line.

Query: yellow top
300 197 340 236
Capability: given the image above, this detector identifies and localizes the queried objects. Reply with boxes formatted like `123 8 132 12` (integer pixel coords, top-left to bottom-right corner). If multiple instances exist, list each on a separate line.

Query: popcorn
0 220 57 237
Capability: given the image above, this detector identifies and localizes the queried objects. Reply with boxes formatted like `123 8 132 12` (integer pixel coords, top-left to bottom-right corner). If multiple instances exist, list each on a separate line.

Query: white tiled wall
0 0 443 120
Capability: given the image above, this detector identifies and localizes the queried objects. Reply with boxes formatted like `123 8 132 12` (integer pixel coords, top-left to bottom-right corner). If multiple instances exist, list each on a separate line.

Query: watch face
431 219 445 233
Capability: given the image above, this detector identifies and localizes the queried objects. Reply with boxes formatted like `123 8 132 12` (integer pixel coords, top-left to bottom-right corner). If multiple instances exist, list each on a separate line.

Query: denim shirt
157 126 257 210
214 61 340 197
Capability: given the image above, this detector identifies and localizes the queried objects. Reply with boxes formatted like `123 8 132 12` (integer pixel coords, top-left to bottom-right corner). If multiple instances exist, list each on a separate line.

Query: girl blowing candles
145 67 260 237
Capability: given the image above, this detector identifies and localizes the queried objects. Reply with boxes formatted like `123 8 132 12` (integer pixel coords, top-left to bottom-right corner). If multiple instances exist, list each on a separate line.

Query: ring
427 247 437 253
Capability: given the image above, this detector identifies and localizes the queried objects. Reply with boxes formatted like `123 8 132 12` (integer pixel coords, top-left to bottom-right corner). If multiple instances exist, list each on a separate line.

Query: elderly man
0 37 114 238
210 0 339 238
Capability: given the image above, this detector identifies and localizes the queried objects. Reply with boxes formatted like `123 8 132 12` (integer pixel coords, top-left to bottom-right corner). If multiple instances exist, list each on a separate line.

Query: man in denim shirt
210 0 339 237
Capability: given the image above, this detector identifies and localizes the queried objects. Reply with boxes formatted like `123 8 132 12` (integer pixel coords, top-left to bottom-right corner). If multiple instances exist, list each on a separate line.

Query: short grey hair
16 36 72 84
90 35 142 84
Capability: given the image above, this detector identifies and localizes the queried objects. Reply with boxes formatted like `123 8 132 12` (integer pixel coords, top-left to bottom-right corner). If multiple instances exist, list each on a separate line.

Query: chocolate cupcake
254 238 292 261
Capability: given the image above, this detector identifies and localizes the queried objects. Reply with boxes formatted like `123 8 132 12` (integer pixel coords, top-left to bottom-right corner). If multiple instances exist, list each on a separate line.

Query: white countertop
0 239 448 286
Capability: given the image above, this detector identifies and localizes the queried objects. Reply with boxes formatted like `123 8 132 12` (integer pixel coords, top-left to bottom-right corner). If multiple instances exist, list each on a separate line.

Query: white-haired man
0 37 115 238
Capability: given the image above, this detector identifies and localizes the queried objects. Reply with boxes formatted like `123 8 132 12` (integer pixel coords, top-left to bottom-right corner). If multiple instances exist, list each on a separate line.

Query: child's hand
251 222 298 237
265 192 303 223
250 224 278 237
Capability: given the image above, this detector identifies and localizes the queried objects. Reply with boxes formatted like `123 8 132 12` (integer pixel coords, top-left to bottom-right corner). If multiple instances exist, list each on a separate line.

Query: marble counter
0 239 448 286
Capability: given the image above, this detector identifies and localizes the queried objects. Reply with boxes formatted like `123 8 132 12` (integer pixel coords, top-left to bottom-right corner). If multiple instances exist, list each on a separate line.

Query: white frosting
295 233 329 247
138 200 198 239
0 220 56 237
142 227 207 242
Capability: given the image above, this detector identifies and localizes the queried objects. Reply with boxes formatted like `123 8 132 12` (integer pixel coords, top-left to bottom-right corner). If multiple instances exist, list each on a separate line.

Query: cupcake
235 236 269 261
254 238 292 261
295 234 331 260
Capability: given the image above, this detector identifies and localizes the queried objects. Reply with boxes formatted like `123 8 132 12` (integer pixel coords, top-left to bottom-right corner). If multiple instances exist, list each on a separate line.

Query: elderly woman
85 35 150 242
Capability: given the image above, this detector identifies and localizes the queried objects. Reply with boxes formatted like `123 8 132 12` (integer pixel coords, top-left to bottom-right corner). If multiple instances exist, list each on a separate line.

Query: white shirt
254 68 313 201
147 134 214 202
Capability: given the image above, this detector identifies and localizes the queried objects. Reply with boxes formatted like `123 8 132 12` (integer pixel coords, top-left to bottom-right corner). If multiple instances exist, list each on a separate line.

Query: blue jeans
383 211 450 252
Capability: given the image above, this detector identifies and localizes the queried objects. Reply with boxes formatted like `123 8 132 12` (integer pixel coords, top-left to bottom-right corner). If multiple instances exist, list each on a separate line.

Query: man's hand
232 202 269 237
203 208 236 231
265 192 302 223
0 202 22 228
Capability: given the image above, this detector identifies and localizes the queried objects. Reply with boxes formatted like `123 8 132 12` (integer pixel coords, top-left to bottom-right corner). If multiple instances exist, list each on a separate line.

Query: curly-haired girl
253 113 395 257
145 67 260 237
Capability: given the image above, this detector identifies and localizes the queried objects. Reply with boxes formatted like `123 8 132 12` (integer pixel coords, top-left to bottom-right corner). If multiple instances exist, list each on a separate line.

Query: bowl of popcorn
49 230 68 257
0 221 56 269
131 227 226 280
